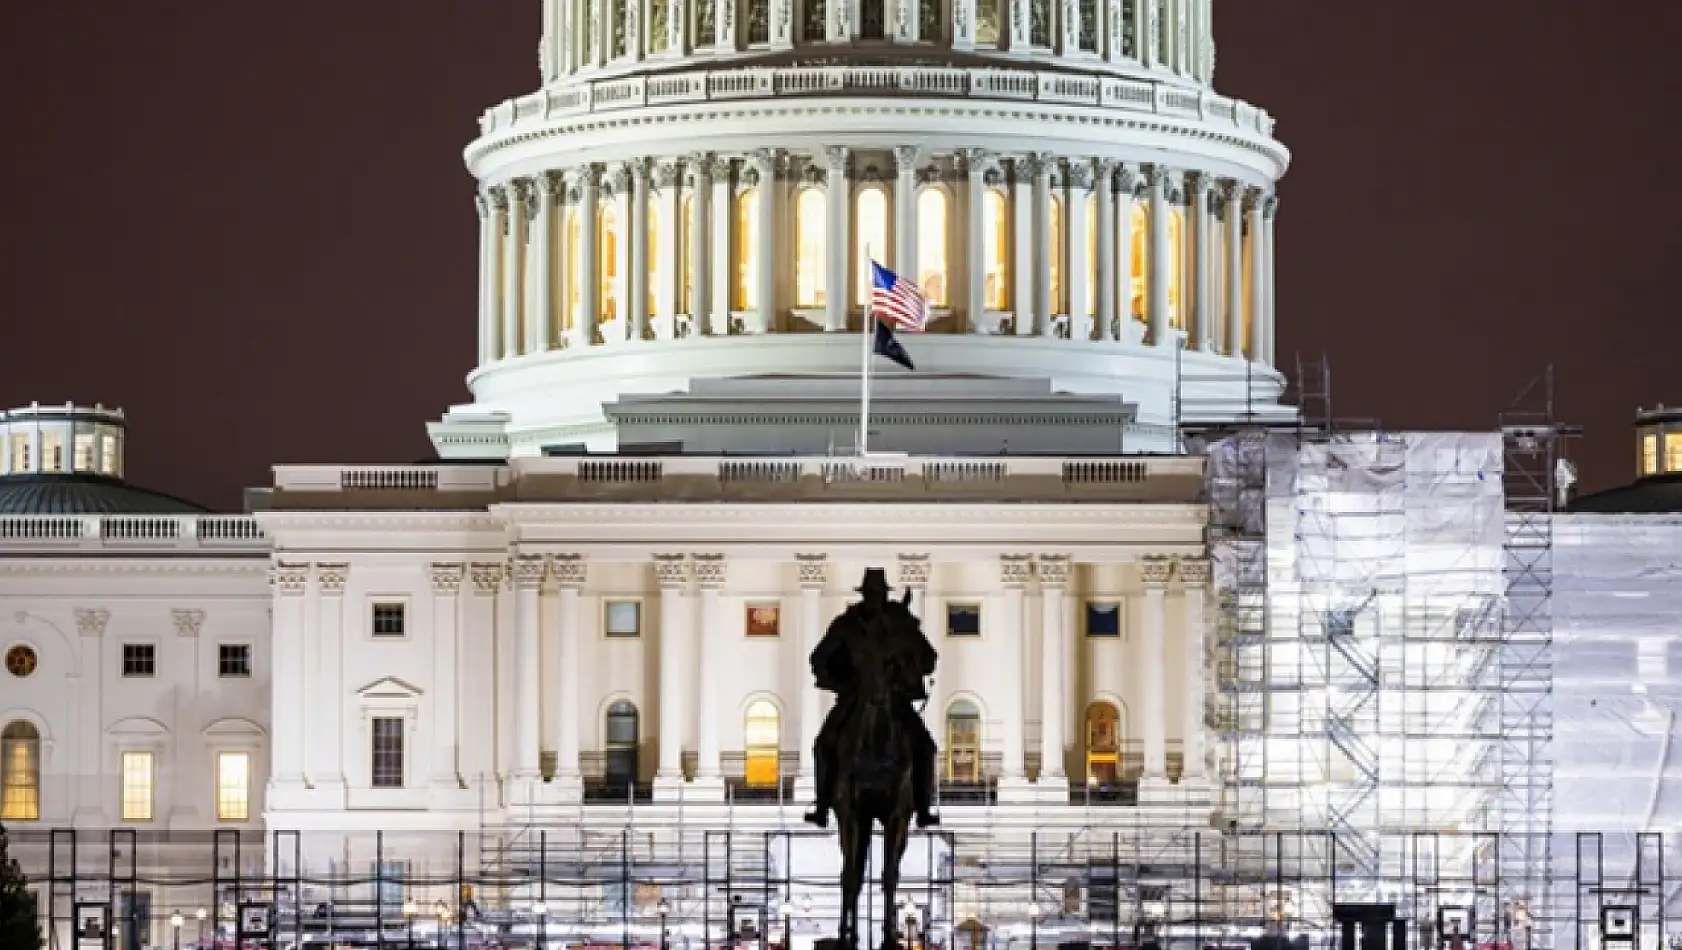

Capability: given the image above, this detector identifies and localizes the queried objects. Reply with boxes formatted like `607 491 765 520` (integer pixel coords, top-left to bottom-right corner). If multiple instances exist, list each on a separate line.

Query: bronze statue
805 568 940 950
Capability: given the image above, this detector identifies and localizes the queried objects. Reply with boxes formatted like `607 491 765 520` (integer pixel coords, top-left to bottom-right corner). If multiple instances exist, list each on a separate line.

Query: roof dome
0 402 208 515
0 474 206 516
432 0 1293 459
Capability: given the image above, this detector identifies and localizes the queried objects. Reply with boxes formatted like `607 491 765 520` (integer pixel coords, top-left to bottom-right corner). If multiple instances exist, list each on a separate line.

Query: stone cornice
0 559 269 576
498 502 1203 525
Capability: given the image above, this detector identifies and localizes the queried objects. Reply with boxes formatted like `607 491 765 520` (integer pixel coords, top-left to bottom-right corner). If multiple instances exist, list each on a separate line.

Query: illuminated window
41 434 64 473
747 0 770 42
1644 434 1660 475
216 752 250 822
945 700 981 783
975 0 1001 43
100 433 118 475
1168 207 1186 330
694 0 716 46
0 721 40 821
734 188 759 311
73 433 95 472
982 188 1009 310
1667 434 1682 474
647 200 661 315
1084 702 1122 784
1241 222 1254 352
855 187 889 306
1130 203 1148 322
1049 195 1065 314
917 188 949 307
794 188 827 307
679 193 693 313
649 0 670 51
599 202 620 322
120 751 154 822
1029 0 1050 45
7 435 25 474
604 700 639 788
565 207 582 332
743 699 781 787
1084 192 1098 317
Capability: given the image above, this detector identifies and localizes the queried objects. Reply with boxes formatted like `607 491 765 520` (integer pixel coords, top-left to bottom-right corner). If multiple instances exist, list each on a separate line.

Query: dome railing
0 514 268 550
473 62 1275 154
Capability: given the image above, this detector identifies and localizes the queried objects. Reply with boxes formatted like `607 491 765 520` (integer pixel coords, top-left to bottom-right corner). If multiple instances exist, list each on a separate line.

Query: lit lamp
782 900 794 949
1028 902 1039 950
195 907 207 948
402 899 418 949
533 900 549 948
659 898 671 950
170 912 183 950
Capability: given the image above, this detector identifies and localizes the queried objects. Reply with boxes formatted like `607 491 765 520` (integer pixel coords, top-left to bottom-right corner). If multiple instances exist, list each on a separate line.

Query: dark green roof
1566 473 1682 514
0 474 207 515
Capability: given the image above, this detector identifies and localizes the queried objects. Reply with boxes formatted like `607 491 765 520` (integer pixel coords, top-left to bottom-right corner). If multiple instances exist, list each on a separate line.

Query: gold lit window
217 752 250 822
1130 203 1149 322
945 700 981 783
734 188 760 311
101 433 118 475
917 188 949 306
795 188 827 307
743 700 781 787
73 433 96 472
647 201 661 316
982 188 1009 310
1049 195 1065 314
1665 434 1682 474
120 751 154 822
1085 702 1122 784
855 187 889 306
1084 192 1098 317
679 193 693 314
1644 434 1660 475
565 207 582 332
1 721 40 821
599 203 620 322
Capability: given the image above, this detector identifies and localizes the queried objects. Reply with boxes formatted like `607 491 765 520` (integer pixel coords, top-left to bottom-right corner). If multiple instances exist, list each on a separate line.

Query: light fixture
402 900 418 917
195 908 207 921
658 899 670 915
169 913 183 929
782 901 793 918
532 901 548 916
1028 904 1040 919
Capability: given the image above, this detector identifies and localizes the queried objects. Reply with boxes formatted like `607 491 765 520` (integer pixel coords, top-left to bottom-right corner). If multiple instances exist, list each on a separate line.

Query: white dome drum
434 0 1292 458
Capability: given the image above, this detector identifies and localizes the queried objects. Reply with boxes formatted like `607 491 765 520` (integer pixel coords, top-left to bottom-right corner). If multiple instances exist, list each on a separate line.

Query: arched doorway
945 699 982 784
744 700 781 787
604 701 639 789
1084 702 1122 784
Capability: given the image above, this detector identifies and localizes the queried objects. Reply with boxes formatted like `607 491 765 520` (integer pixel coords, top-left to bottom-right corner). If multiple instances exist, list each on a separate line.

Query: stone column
897 554 937 733
963 150 988 333
578 168 601 347
511 555 546 795
714 0 733 47
609 165 633 343
893 146 920 286
270 565 309 792
653 161 681 339
653 554 691 799
1114 166 1137 339
669 0 687 50
692 553 727 797
72 608 108 821
552 554 587 799
825 147 851 332
1095 161 1117 342
1009 0 1031 49
532 174 557 354
1224 180 1244 357
952 0 976 49
1177 557 1209 781
313 564 348 800
1139 555 1173 783
795 554 828 798
1037 555 1069 790
1032 156 1054 334
689 155 713 330
710 159 733 333
476 191 499 364
1010 158 1034 330
1246 188 1265 362
771 0 795 46
1067 162 1093 340
629 160 651 343
998 554 1033 791
464 563 504 793
1146 165 1172 346
502 180 528 357
429 563 466 801
752 150 777 333
1190 172 1213 351
1263 194 1278 364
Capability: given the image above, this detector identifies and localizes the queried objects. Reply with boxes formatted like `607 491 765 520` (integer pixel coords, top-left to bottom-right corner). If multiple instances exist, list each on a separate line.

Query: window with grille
945 603 981 637
120 751 153 821
1085 602 1120 637
216 752 250 821
371 603 406 637
371 717 405 788
121 644 155 678
0 721 40 821
218 644 251 678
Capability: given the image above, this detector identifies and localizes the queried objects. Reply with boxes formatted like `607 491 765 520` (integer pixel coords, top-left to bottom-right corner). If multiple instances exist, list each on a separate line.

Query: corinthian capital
999 554 1033 588
1176 557 1211 587
469 561 505 596
654 553 690 589
1037 555 1070 589
272 562 310 596
512 555 548 589
653 160 682 189
316 563 349 596
429 563 466 597
897 554 931 591
693 553 727 590
824 145 850 171
892 145 921 173
796 553 828 590
1139 555 1175 588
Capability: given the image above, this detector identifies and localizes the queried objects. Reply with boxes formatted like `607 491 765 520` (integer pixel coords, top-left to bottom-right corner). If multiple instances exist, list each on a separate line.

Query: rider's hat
856 568 891 595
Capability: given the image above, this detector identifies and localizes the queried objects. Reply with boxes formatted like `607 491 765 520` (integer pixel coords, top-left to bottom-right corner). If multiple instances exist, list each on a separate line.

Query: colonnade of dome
473 148 1277 371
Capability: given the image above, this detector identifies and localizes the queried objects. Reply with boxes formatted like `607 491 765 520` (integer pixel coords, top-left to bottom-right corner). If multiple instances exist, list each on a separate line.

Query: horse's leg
879 809 911 950
838 809 864 950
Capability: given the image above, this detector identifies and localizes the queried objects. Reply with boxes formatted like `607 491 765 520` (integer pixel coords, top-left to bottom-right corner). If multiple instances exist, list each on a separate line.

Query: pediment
356 676 424 701
202 717 266 739
107 716 169 738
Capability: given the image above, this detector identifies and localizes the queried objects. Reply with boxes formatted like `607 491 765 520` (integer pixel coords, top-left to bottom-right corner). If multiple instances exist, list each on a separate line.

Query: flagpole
859 250 874 457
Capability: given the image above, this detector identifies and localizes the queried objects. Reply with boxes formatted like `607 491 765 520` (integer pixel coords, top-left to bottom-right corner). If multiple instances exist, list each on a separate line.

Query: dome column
751 150 778 333
1010 157 1033 331
608 165 633 342
963 149 989 333
1146 165 1173 346
531 174 557 354
629 161 652 342
1190 171 1213 351
577 168 601 346
1031 155 1054 336
1223 181 1243 357
1263 194 1278 364
1114 165 1138 341
824 147 851 332
475 191 498 365
502 181 528 358
1246 187 1265 362
1067 161 1093 340
1095 160 1117 343
893 146 920 294
653 162 681 339
709 158 732 334
688 155 714 333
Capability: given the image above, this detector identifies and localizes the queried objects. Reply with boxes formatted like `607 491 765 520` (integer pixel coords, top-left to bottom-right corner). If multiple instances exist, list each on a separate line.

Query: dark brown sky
3 3 1680 510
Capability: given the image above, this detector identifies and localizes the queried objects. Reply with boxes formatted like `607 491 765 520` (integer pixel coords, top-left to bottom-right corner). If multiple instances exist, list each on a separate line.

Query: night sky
2 3 1679 511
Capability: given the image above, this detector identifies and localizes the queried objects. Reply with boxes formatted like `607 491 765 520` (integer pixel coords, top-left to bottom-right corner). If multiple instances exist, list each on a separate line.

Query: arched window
679 193 693 314
1084 702 1122 784
855 187 890 307
565 206 583 333
604 701 639 789
1048 195 1065 315
735 188 760 311
945 700 982 784
743 699 781 787
599 202 620 322
647 199 661 316
1168 206 1185 330
795 187 827 307
1084 191 1098 317
982 188 1009 310
917 188 949 307
1 721 40 821
1130 203 1148 323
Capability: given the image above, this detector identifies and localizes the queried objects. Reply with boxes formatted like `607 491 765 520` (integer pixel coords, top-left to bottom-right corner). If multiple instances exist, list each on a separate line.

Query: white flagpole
859 250 874 457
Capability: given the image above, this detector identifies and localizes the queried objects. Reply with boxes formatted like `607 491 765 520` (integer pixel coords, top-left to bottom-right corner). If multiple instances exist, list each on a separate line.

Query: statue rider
804 568 940 830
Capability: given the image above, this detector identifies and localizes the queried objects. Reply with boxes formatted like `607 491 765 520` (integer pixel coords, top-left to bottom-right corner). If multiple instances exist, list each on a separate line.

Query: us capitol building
1 0 1294 936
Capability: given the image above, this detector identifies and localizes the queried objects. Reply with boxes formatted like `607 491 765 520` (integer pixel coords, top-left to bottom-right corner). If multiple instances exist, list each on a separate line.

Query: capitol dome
429 0 1291 458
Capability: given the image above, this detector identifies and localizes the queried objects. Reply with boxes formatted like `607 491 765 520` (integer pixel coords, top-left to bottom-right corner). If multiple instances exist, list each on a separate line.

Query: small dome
0 473 207 516
0 402 208 515
1566 404 1682 513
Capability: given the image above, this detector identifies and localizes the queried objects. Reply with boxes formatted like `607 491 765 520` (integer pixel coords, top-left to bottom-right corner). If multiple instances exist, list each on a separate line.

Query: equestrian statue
805 568 941 950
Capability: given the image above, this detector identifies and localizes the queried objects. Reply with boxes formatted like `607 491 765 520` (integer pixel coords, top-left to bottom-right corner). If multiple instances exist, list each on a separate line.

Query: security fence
9 827 1681 950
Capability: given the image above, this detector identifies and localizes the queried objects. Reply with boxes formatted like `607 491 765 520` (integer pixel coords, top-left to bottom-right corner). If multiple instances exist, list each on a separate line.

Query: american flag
869 261 930 332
